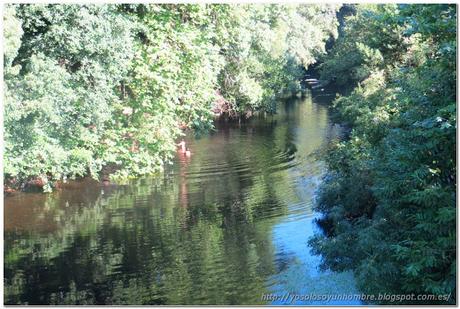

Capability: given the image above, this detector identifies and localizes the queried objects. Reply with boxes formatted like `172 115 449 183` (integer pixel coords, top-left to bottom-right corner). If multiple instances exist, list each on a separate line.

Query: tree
4 4 340 191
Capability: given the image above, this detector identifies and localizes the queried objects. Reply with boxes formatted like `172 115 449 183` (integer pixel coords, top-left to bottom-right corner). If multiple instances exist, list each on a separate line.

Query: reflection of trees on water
4 146 290 304
5 96 334 305
177 150 191 210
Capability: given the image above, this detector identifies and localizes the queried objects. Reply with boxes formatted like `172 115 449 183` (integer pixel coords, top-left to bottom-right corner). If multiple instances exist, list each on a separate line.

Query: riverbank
309 4 456 304
4 76 315 195
4 4 340 194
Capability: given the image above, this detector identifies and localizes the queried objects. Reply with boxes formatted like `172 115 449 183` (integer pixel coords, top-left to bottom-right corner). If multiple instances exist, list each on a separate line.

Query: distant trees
310 4 456 304
4 4 339 191
216 5 339 114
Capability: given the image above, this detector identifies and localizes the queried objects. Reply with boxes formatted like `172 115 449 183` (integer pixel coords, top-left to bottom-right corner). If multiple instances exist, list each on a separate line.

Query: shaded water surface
4 94 360 305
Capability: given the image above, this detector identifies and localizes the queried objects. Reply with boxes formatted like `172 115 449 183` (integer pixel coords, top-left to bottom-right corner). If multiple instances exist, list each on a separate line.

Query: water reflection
5 94 359 305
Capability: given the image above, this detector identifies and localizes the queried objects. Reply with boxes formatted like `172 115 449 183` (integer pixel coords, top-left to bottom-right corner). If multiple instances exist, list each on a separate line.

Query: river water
4 93 361 305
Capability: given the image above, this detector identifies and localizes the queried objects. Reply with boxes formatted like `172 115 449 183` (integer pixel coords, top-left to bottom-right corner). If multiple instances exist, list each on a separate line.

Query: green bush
311 4 456 304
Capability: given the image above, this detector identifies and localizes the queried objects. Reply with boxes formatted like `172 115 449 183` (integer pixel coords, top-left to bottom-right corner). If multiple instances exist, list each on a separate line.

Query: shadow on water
4 90 360 305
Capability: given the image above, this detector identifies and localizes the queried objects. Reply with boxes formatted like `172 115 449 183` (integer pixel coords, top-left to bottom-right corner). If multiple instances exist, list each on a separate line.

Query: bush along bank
4 4 340 192
309 4 456 304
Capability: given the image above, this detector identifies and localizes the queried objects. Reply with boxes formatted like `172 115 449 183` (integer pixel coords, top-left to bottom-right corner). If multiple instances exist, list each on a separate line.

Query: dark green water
4 94 360 305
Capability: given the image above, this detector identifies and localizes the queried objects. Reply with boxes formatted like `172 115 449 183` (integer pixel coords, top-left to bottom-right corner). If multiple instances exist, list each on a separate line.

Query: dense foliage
3 4 339 190
311 4 456 304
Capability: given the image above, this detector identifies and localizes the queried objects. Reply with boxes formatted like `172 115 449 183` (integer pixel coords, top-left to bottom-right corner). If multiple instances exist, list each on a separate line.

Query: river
4 92 361 305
